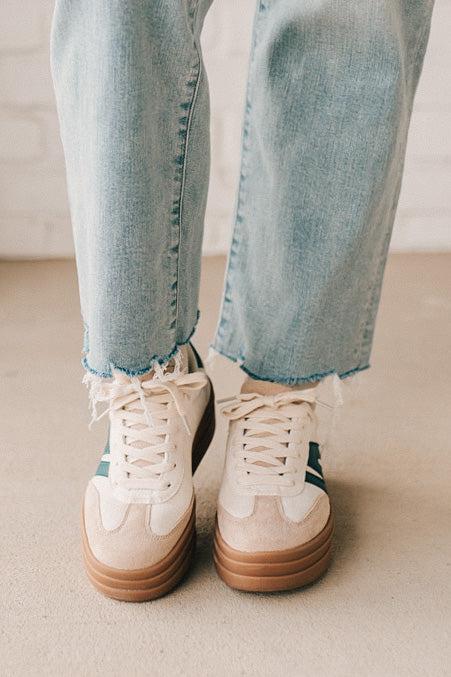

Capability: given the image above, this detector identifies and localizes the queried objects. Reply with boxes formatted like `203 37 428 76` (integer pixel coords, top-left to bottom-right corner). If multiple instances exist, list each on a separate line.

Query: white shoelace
219 390 319 488
84 368 208 490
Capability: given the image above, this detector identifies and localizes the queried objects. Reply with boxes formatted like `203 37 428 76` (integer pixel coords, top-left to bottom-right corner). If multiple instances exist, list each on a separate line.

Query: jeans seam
171 20 202 337
214 0 267 345
177 59 203 325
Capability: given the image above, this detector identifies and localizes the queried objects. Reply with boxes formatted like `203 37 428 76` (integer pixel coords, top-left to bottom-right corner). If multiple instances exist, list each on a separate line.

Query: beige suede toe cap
83 482 193 571
217 493 330 553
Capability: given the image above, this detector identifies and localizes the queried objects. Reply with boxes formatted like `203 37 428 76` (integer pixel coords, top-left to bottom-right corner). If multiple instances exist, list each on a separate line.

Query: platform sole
213 513 334 593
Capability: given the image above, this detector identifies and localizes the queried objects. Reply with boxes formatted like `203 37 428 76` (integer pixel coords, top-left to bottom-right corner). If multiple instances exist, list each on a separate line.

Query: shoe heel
192 384 215 474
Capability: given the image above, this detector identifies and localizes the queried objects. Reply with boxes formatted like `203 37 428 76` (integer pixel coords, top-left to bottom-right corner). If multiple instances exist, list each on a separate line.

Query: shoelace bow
84 369 208 487
219 390 320 487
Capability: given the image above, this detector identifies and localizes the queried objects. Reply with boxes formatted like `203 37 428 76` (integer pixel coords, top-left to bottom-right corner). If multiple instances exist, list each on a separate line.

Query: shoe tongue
115 345 190 464
239 380 288 466
240 376 299 431
239 377 315 468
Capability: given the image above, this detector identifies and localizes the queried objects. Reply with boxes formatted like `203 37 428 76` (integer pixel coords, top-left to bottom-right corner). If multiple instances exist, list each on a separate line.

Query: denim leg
51 0 212 377
212 0 434 384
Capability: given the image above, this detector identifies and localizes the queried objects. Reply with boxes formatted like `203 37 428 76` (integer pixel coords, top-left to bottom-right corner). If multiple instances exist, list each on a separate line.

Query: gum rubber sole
213 513 334 593
82 385 216 602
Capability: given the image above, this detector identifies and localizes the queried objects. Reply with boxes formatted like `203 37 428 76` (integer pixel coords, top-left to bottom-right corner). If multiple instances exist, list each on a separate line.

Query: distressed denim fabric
51 0 433 383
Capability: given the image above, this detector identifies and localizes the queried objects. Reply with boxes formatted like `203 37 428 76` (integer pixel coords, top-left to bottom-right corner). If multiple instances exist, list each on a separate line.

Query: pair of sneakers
82 344 333 601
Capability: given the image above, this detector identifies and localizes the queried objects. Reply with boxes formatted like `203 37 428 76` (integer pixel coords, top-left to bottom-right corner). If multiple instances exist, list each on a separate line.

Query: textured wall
0 0 450 258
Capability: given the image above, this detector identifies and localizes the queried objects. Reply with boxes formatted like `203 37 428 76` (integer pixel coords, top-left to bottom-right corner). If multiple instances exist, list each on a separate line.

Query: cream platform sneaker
214 382 333 592
81 345 215 601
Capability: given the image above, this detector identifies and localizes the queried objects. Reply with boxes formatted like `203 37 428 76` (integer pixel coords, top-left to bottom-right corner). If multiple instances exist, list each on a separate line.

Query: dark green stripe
96 460 110 477
95 436 110 477
308 442 323 476
305 471 327 493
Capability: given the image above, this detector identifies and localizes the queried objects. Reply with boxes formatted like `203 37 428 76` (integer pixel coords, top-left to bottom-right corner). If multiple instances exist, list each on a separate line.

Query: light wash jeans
51 0 433 384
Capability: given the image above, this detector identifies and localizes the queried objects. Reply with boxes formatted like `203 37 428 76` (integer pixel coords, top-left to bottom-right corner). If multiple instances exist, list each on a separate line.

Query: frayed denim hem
81 313 200 379
208 344 370 385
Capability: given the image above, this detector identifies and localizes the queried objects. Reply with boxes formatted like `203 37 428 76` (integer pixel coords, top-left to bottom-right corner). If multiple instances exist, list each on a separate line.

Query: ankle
241 376 318 396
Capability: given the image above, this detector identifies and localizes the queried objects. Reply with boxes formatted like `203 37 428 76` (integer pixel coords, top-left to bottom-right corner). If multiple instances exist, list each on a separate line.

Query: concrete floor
1 255 450 677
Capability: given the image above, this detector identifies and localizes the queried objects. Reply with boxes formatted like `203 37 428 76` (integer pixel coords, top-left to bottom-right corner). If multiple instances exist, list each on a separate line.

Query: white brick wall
0 0 449 259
